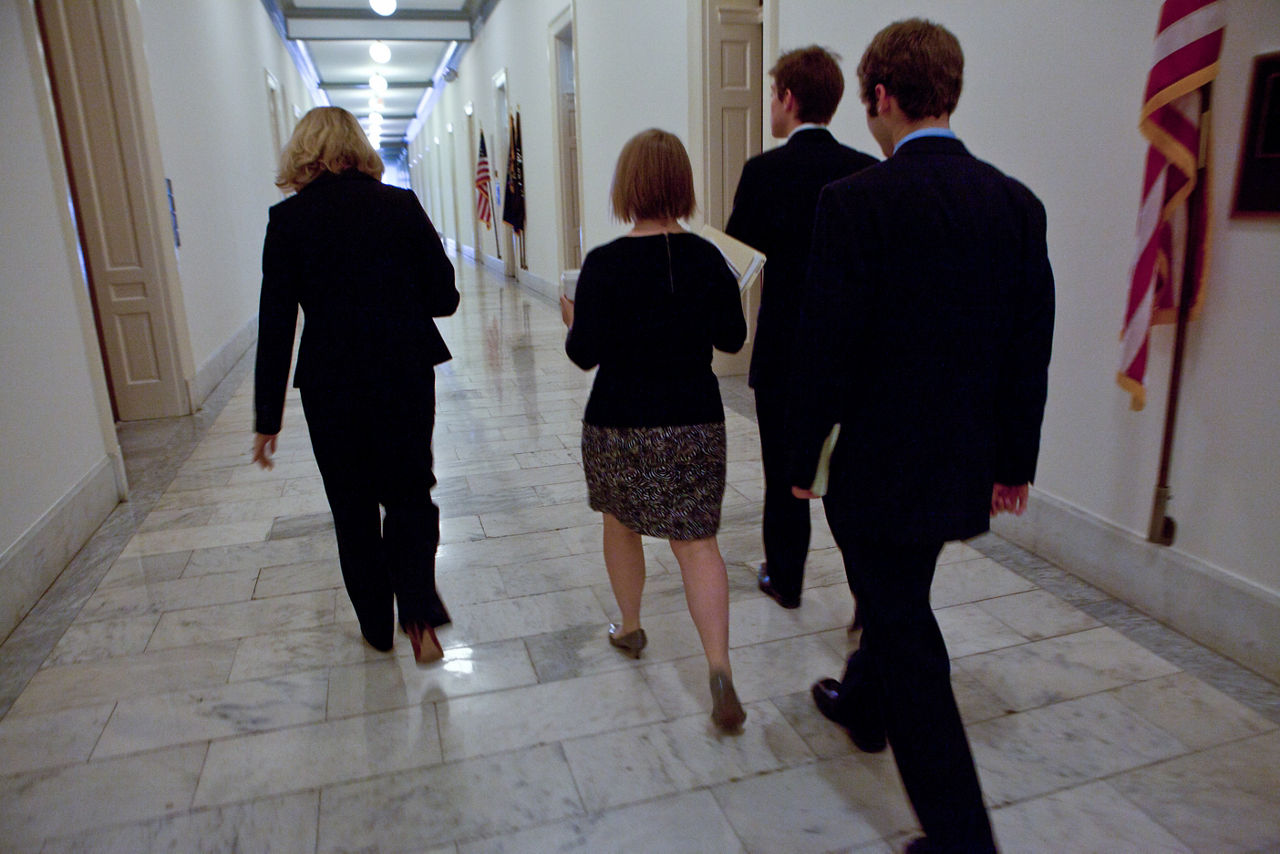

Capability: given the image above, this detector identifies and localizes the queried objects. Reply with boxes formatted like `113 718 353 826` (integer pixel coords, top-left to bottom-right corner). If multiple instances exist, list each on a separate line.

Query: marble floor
2 255 1278 853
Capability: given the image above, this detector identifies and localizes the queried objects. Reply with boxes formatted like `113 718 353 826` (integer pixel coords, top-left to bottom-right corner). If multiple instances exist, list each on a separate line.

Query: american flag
475 131 493 229
1119 0 1225 411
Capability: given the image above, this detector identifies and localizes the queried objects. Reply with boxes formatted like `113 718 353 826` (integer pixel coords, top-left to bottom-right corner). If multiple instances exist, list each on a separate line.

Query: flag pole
1147 82 1211 546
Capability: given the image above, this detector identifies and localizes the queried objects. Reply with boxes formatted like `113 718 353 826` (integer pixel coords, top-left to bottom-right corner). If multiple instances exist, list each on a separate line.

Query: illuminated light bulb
369 0 396 16
369 41 391 64
369 112 384 125
368 95 385 110
368 72 388 93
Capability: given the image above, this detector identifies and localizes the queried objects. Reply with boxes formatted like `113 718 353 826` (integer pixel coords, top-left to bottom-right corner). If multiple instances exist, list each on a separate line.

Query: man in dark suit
789 20 1054 853
725 46 877 610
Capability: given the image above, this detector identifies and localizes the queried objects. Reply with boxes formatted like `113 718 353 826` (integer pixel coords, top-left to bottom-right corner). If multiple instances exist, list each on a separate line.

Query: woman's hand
560 294 574 328
252 433 279 470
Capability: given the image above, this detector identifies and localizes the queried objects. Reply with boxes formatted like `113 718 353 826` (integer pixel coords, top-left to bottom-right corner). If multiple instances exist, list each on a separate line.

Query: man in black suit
789 20 1054 853
725 46 877 610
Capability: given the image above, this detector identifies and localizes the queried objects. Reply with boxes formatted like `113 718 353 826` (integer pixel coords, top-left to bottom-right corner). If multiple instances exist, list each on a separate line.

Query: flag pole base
1147 486 1176 545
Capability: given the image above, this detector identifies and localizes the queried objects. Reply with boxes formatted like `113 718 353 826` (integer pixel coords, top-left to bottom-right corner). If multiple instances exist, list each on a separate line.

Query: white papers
696 224 766 293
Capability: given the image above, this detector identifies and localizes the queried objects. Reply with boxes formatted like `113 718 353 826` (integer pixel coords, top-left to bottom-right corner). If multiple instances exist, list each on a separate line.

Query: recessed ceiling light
369 0 396 17
369 72 388 93
369 41 391 64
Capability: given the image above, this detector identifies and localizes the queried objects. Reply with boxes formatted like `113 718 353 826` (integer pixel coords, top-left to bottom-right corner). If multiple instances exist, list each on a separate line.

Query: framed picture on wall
1232 51 1280 218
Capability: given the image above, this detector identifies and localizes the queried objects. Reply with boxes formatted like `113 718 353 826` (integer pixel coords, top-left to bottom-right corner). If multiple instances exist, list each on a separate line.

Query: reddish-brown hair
610 129 697 222
857 19 963 120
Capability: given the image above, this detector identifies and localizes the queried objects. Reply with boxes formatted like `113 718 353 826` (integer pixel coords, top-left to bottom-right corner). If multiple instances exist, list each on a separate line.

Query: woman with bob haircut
253 106 459 665
562 128 749 732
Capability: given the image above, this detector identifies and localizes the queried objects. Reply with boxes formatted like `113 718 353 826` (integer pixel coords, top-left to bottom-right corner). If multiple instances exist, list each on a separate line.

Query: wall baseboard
994 489 1280 684
190 316 256 410
0 456 118 642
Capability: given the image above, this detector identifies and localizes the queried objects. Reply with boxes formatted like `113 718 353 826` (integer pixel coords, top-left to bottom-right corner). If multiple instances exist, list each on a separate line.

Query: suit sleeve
565 252 606 370
254 209 299 436
785 186 863 488
724 159 767 252
994 191 1055 485
406 189 459 317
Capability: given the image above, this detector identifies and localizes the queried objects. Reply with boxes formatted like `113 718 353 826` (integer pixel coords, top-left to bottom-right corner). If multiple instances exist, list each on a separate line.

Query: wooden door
37 0 189 419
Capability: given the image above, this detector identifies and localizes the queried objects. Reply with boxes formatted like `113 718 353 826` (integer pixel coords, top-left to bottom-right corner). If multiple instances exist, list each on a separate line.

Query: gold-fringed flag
1119 0 1225 411
475 131 493 229
502 111 527 269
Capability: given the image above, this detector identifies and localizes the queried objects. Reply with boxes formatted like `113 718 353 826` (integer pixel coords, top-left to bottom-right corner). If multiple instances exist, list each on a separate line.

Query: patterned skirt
581 422 727 540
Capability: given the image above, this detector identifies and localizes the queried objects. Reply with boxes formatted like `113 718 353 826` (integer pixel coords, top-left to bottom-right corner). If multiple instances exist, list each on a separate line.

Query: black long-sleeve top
254 169 458 435
566 232 747 427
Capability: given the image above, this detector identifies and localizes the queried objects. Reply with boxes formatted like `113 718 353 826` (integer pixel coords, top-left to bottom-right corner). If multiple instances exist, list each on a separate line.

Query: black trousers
754 383 811 601
822 504 995 853
301 382 450 650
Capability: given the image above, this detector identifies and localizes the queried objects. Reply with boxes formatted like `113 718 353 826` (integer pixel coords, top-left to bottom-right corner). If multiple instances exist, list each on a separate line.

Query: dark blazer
787 136 1055 542
725 128 877 388
254 169 458 435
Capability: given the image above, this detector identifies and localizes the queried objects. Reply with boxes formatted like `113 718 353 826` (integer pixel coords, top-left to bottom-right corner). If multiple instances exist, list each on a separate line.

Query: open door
704 0 763 377
36 0 190 420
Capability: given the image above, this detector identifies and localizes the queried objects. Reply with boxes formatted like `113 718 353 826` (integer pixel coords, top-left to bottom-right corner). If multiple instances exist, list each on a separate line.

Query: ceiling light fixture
369 41 391 64
369 0 396 17
368 95 385 110
368 72 388 93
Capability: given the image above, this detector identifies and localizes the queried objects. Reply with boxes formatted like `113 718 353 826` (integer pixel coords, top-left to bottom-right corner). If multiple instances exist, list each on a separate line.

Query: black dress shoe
811 678 887 753
757 563 800 609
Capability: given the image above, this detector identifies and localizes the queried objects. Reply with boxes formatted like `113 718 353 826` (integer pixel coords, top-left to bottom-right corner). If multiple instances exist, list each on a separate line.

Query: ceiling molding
284 17 471 40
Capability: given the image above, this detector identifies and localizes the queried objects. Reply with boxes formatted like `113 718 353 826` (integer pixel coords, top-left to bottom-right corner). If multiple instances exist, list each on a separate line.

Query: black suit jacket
725 128 877 388
254 169 458 435
788 136 1055 542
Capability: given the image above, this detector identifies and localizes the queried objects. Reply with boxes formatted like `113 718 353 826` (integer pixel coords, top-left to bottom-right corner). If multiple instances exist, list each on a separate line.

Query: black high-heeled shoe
709 669 746 733
608 623 647 658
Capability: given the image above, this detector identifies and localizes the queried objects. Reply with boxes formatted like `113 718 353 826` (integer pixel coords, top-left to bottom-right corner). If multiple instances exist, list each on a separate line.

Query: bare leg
669 535 731 674
603 513 646 634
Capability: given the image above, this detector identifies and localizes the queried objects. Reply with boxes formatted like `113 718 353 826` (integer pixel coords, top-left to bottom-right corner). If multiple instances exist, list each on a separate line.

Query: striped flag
475 131 493 229
1119 0 1225 411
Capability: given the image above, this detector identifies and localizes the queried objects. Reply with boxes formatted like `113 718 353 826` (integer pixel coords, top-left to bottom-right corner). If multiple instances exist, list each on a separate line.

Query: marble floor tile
146 589 336 650
208 492 332 525
561 699 814 812
934 602 1029 658
7 641 238 716
966 691 1188 805
496 549 607 597
0 744 206 848
0 702 113 775
1109 670 1277 751
990 780 1192 853
194 704 443 807
93 669 329 758
930 557 1039 608
253 557 343 599
180 531 339 578
227 622 386 682
444 586 607 647
316 743 583 852
77 568 259 622
458 790 745 854
712 754 919 853
956 626 1182 711
974 588 1102 641
437 667 665 761
43 613 160 667
152 481 284 513
325 639 539 717
95 551 191 590
118 520 273 559
1108 730 1280 852
136 505 217 533
42 791 319 854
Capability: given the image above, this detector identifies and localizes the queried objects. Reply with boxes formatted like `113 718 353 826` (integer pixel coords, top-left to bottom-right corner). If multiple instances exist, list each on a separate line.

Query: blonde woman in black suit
252 106 459 664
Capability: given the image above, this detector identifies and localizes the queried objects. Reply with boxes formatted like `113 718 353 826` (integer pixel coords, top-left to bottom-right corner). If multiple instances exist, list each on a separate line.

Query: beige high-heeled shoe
608 623 647 659
406 622 444 664
709 669 746 733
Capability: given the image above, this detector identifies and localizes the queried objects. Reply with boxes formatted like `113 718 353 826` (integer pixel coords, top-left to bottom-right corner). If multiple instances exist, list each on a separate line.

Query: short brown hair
770 46 845 124
275 106 384 192
857 19 963 121
610 129 696 222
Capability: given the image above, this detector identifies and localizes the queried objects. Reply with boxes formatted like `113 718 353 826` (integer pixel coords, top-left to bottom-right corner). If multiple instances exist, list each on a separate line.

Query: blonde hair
610 129 696 222
275 106 384 192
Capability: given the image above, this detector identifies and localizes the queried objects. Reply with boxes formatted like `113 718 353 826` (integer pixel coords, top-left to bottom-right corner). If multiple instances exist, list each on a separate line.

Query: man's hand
560 294 574 328
991 483 1029 516
791 486 818 500
252 433 279 470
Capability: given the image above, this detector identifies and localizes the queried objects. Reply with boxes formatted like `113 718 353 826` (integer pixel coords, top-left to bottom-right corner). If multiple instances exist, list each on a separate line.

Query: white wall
136 0 317 387
0 0 117 637
414 0 693 292
773 0 1280 676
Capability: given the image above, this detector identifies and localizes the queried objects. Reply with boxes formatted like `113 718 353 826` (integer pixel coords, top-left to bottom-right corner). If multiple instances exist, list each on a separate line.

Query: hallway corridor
0 256 1277 852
